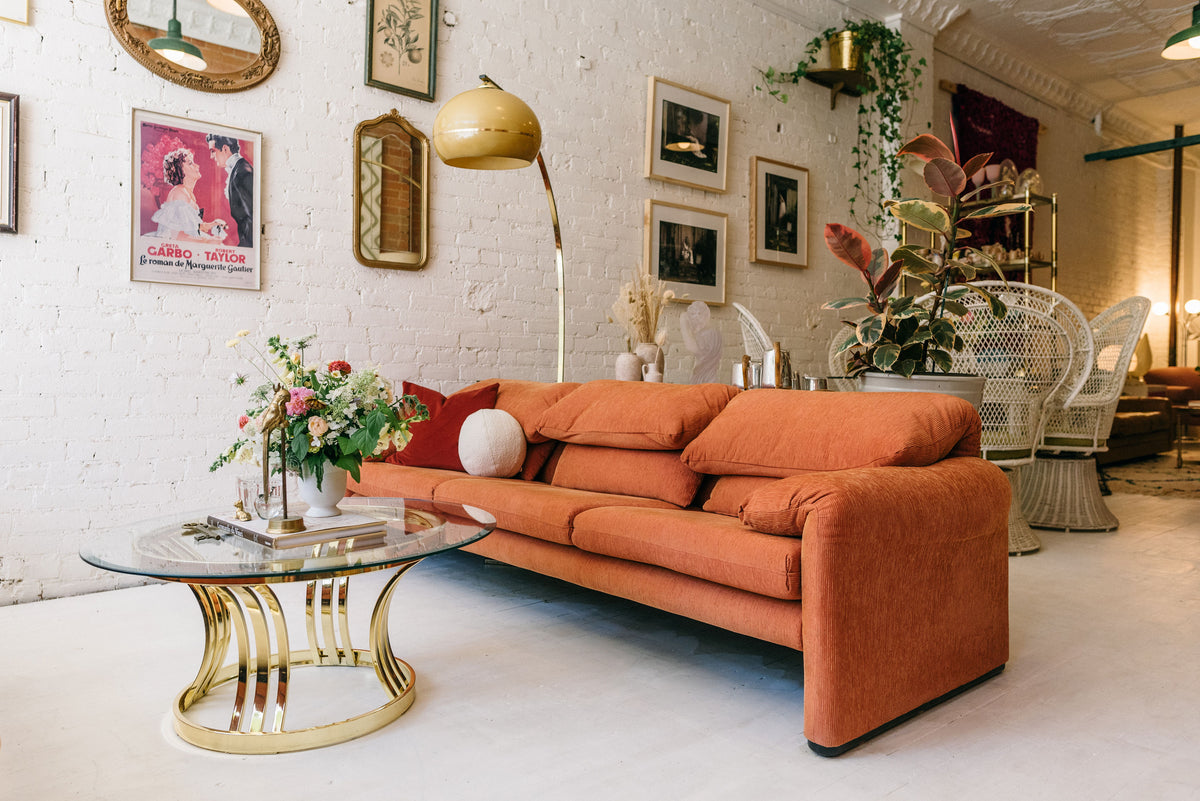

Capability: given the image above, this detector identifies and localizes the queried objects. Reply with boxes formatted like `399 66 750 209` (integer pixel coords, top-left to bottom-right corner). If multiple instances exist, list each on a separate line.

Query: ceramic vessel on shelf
634 342 665 377
1016 168 1042 195
297 466 348 518
998 160 1018 199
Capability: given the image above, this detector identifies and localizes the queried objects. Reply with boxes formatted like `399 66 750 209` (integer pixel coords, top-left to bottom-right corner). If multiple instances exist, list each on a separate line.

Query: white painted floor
2 491 1199 800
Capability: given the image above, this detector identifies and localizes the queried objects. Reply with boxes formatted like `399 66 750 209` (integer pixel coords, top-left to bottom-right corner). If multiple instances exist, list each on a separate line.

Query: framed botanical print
131 109 262 290
366 0 438 102
750 156 808 267
644 77 729 193
0 92 16 234
644 199 727 305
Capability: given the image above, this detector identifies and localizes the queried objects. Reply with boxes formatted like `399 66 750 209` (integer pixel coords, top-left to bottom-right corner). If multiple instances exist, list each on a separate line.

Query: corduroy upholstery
349 378 1009 756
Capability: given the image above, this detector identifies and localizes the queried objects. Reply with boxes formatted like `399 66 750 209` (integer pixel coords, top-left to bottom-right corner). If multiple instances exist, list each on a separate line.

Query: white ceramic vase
615 352 643 381
634 342 665 377
297 465 348 518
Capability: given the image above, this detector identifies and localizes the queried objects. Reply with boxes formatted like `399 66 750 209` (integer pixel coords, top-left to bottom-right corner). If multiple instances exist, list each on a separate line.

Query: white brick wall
0 2 1190 604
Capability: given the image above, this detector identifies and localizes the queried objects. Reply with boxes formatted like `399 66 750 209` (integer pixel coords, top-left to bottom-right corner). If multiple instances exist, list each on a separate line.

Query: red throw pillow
385 382 500 471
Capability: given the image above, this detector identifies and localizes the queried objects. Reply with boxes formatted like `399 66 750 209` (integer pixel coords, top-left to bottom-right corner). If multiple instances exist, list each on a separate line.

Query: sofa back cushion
463 379 582 443
384 382 499 471
536 380 739 450
694 475 777 516
681 389 981 477
549 444 703 507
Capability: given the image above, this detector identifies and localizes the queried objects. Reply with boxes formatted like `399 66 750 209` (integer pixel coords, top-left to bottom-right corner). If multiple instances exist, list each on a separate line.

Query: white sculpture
679 301 722 384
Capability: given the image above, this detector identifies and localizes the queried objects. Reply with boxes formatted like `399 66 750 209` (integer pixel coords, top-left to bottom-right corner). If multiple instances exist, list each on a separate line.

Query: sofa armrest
795 457 1009 754
1116 395 1172 414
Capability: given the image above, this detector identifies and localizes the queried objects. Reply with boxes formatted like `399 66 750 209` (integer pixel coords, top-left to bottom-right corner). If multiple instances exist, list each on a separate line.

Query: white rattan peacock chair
1019 296 1151 532
950 292 1075 555
732 302 785 387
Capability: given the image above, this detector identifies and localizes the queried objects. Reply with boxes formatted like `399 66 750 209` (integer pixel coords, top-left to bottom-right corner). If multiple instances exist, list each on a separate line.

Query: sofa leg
806 664 1006 757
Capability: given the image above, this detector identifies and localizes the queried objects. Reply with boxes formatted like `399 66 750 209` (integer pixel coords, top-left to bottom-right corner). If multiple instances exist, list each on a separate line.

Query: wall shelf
803 69 866 110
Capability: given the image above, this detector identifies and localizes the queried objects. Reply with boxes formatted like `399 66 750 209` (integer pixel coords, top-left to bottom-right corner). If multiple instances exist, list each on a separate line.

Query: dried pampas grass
610 273 674 350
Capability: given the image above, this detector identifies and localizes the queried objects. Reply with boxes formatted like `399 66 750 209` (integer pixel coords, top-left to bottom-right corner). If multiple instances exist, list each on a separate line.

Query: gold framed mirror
105 0 280 93
354 110 429 271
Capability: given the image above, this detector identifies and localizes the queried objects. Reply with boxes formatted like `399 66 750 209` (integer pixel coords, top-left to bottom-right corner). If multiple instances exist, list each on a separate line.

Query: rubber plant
825 133 1031 377
757 19 925 234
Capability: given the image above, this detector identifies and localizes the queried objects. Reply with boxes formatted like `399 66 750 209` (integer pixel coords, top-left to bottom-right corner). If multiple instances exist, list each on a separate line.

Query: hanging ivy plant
757 20 926 235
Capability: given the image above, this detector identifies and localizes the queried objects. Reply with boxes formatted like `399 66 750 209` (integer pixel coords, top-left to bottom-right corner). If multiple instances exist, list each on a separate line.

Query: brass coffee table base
174 561 419 754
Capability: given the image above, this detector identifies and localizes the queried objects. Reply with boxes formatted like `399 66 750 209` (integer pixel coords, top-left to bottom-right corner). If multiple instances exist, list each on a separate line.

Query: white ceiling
933 0 1200 139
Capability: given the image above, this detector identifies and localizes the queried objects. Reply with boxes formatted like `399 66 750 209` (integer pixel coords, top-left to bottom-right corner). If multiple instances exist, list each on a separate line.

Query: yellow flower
225 338 241 348
236 329 250 337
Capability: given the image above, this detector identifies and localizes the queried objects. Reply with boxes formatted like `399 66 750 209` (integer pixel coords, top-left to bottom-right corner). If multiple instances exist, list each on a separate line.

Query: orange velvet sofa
349 379 1010 756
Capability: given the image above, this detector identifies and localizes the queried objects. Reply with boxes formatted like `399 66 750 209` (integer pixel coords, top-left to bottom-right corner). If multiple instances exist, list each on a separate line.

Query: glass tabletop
79 498 496 584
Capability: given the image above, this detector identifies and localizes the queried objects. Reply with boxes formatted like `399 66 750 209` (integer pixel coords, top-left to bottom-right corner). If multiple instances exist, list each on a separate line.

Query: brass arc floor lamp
432 75 566 382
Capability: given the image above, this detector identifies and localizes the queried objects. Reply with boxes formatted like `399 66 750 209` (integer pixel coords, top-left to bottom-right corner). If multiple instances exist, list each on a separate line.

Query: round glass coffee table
80 497 494 754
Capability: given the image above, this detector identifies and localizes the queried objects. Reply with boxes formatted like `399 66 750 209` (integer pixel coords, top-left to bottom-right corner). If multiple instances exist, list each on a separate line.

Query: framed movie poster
365 0 438 102
131 109 261 290
644 77 729 193
0 92 16 234
750 156 808 268
644 199 726 305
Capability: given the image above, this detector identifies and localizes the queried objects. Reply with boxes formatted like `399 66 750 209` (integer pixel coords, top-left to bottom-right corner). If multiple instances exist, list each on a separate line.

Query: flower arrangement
209 332 429 488
610 273 675 350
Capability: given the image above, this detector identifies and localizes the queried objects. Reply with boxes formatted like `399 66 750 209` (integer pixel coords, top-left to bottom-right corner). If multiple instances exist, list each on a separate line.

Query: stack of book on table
206 510 387 549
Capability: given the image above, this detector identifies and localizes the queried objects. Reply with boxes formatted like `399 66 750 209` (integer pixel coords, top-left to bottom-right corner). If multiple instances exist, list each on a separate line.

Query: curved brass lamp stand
434 76 566 382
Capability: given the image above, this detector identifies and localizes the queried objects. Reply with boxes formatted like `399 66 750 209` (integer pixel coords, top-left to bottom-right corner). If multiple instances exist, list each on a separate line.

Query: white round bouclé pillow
458 408 527 477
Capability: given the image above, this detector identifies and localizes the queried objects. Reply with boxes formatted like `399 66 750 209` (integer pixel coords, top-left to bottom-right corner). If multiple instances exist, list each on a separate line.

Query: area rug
1099 445 1200 498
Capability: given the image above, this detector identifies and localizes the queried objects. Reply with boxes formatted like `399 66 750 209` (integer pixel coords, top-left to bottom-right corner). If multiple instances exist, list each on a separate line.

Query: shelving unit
900 188 1058 291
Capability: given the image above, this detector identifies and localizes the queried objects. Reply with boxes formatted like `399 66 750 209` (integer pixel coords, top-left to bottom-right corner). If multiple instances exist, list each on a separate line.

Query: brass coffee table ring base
173 561 418 754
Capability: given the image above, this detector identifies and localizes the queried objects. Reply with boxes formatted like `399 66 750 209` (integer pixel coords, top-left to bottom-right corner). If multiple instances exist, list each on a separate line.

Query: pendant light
149 0 208 70
1162 2 1200 60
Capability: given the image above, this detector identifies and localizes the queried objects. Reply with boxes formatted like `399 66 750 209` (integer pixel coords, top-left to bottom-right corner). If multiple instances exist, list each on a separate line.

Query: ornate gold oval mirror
354 110 429 270
106 0 280 93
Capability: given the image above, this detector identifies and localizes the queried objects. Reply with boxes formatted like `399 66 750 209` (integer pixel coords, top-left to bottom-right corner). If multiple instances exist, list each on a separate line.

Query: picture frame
0 0 28 24
644 199 727 305
750 156 808 268
644 77 730 193
131 109 262 290
365 0 438 102
0 92 17 234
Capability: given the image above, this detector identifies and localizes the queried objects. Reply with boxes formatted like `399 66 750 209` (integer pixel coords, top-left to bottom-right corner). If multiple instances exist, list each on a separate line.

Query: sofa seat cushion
550 445 703 506
433 477 678 546
536 380 739 450
694 475 777 517
571 507 802 600
1110 411 1169 438
682 389 982 477
349 462 464 499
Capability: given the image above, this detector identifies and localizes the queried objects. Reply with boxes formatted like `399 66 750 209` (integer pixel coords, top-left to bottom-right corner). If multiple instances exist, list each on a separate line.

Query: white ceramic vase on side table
297 466 349 517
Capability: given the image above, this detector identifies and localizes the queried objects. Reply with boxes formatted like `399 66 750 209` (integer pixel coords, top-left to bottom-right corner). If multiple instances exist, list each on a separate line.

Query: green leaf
885 199 952 238
822 296 870 310
942 299 969 317
961 203 1032 220
892 358 917 377
892 245 940 275
962 283 1009 318
928 348 953 372
857 314 885 345
929 318 958 349
873 343 901 370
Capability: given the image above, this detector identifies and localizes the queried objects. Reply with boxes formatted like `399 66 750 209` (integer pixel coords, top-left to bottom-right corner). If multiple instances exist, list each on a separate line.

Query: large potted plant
757 20 925 233
824 133 1031 401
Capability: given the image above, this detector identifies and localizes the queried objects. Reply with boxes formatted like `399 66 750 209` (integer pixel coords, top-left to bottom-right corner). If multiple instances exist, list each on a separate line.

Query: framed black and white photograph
0 92 17 234
750 156 808 268
131 109 261 290
644 77 729 193
366 0 438 102
644 199 726 305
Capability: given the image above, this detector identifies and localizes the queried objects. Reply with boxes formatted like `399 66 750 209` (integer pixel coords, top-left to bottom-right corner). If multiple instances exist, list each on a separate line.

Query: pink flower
238 415 250 429
308 416 329 437
328 360 351 375
286 387 316 416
